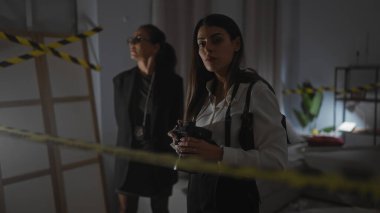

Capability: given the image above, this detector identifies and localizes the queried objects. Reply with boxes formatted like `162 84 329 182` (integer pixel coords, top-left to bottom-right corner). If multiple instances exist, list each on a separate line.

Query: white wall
280 0 380 133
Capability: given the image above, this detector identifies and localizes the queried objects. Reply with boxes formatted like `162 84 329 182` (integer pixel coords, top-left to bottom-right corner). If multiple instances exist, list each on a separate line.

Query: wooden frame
0 31 108 213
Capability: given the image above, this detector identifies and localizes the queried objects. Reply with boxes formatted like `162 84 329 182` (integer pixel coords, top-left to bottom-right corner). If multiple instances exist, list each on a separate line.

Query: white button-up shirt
196 78 287 170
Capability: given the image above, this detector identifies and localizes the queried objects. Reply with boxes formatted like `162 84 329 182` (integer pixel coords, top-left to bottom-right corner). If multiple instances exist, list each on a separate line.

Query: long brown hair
185 14 245 121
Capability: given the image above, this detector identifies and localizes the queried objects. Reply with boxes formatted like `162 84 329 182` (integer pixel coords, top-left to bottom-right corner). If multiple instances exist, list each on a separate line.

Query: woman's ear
233 37 241 52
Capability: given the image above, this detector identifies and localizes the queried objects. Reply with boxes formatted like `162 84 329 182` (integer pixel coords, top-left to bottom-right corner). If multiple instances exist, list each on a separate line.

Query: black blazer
113 67 183 196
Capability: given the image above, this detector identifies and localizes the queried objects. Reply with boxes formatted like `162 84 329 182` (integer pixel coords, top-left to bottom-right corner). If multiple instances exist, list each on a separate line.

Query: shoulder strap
243 81 256 115
244 76 291 145
282 115 290 144
225 73 290 149
244 78 290 145
239 81 257 150
225 83 240 147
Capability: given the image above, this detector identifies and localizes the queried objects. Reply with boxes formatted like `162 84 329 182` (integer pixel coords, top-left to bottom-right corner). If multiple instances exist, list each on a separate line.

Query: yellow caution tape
283 82 380 95
0 124 379 199
0 27 102 70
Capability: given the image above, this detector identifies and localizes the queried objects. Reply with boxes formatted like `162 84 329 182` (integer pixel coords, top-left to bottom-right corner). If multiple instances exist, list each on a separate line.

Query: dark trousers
119 193 169 213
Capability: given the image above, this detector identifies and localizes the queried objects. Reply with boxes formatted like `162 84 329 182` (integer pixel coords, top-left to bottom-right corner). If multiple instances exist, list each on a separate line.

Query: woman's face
197 26 240 76
128 28 159 61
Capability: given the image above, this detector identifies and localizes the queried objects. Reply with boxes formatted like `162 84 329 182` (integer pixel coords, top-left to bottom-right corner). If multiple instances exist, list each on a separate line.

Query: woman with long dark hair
170 14 287 213
114 24 183 213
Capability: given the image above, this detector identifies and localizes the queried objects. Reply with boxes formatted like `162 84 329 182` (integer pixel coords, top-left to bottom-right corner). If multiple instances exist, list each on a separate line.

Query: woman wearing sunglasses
113 24 183 213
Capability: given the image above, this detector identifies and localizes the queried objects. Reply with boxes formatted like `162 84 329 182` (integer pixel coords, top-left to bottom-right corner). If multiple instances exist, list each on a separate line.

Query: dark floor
277 196 380 213
278 197 343 213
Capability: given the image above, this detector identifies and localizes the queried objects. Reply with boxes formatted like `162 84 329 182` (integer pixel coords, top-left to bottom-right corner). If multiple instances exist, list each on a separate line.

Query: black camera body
171 121 214 145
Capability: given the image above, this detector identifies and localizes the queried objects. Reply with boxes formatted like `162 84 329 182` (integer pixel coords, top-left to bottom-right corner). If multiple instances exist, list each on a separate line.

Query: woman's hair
139 24 177 73
185 14 244 121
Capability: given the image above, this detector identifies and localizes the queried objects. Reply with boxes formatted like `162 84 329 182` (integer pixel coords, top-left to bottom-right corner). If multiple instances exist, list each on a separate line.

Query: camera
171 121 214 145
171 121 215 171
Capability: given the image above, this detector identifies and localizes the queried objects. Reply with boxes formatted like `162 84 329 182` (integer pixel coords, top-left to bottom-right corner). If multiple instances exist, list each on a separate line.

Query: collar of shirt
205 79 241 106
197 80 255 125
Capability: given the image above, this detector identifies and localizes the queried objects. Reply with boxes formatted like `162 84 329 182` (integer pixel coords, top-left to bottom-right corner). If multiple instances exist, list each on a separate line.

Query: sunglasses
127 36 151 44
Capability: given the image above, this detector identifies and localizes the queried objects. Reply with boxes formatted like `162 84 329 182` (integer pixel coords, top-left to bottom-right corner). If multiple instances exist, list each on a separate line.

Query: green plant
293 82 324 131
292 81 335 135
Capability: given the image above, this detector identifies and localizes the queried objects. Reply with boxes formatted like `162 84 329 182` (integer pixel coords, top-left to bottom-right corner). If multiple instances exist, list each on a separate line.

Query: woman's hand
167 120 184 155
167 130 180 154
177 137 223 161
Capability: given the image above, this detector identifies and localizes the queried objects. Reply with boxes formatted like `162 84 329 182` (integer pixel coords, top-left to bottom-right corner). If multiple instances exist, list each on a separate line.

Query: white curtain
151 0 279 93
151 0 211 84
